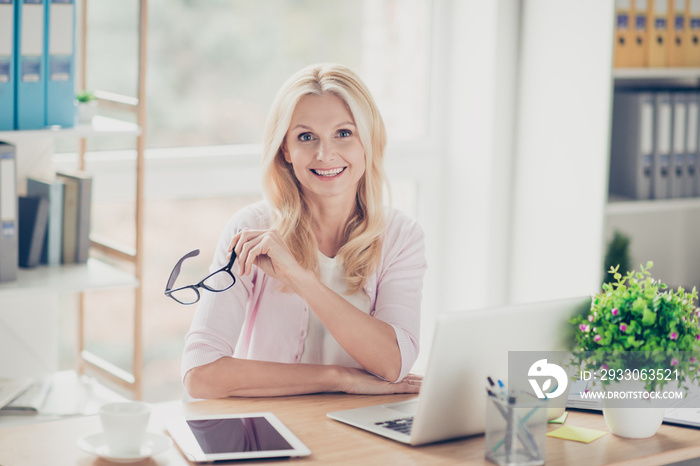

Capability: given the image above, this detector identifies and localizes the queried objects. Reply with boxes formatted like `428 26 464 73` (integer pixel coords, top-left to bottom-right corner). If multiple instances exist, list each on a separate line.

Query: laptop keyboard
375 417 413 435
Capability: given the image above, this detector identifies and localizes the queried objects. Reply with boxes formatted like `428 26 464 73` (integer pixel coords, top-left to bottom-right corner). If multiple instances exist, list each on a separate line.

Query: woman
182 63 427 398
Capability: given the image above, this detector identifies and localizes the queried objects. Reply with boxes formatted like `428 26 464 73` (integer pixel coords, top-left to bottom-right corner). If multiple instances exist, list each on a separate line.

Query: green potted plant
570 261 699 438
76 90 98 124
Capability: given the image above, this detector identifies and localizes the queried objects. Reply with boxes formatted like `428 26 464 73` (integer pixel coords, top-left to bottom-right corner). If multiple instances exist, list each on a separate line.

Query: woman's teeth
312 167 345 176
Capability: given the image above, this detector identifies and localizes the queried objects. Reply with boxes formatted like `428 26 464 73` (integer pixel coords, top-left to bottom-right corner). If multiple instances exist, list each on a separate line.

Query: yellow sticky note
548 412 568 424
546 425 607 443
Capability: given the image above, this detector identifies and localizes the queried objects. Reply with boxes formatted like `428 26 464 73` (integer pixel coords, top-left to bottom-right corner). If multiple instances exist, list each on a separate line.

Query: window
85 0 432 150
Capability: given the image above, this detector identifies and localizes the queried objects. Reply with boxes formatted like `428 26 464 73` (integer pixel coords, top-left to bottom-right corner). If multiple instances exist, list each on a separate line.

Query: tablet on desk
165 412 311 462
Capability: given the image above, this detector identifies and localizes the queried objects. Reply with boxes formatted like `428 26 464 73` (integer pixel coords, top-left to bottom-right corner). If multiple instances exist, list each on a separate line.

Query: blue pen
498 379 506 398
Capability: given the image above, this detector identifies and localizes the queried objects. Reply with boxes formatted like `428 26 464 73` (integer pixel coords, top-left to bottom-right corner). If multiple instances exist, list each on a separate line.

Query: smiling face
282 92 366 208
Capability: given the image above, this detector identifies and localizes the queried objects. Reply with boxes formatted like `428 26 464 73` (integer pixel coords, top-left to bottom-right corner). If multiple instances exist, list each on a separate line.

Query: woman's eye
298 133 314 142
337 129 352 138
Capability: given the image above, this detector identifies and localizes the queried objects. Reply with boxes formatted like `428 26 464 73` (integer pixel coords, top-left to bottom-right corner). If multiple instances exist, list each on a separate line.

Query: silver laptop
327 296 589 445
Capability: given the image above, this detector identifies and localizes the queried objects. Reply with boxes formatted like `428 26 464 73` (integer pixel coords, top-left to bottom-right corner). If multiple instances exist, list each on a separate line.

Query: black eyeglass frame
164 248 237 305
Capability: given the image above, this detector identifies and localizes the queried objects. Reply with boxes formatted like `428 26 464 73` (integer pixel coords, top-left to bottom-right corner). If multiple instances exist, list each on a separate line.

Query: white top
300 253 371 367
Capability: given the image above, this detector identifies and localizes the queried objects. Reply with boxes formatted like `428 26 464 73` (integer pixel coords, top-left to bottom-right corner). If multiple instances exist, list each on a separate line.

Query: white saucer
77 432 173 463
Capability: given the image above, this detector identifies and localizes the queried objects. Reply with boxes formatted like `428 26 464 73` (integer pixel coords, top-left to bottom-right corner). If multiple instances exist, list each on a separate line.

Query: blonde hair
261 63 388 293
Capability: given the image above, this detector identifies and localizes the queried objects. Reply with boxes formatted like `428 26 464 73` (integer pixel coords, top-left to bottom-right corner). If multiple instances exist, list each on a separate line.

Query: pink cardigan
181 201 427 383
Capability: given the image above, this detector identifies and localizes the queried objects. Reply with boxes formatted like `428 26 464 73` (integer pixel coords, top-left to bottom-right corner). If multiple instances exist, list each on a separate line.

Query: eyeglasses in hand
164 249 237 305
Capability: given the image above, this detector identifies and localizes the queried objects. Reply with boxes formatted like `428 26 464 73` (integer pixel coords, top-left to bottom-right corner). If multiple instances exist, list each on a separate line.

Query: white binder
609 91 655 200
684 92 699 197
0 142 18 282
670 92 687 199
653 92 673 199
56 170 90 263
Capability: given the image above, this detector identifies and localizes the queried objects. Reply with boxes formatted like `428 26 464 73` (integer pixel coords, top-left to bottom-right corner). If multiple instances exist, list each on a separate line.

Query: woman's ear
281 140 291 163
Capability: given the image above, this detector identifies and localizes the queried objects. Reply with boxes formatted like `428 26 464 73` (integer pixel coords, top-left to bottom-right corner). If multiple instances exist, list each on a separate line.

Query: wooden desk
1 393 700 465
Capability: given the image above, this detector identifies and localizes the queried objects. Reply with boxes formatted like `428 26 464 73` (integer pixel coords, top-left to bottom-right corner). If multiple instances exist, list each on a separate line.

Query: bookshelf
606 196 700 215
0 259 137 298
0 0 148 399
74 0 149 400
0 116 141 141
606 70 700 291
613 67 700 82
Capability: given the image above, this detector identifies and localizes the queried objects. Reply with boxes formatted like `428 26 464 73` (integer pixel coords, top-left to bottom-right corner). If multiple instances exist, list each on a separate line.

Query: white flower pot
601 379 665 438
77 101 98 124
602 405 665 438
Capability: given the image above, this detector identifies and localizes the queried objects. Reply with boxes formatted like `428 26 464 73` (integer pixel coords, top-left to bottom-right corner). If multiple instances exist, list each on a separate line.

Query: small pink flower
594 334 602 343
619 323 627 332
601 364 608 370
671 358 679 366
691 357 696 363
588 315 594 322
670 332 678 340
697 334 700 341
579 324 590 332
612 308 619 316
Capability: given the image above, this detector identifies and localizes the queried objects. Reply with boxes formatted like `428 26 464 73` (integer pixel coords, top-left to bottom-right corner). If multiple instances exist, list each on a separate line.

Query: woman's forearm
288 270 402 382
184 357 421 399
184 357 344 399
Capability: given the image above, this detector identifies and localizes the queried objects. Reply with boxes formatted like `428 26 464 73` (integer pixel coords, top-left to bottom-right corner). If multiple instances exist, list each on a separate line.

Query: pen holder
485 393 546 466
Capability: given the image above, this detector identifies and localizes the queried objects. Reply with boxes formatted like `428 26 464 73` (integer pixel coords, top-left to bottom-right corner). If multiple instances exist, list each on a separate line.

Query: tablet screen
166 412 311 462
186 417 293 454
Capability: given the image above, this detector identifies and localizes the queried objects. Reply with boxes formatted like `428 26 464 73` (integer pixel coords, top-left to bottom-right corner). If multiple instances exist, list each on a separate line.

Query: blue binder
0 0 15 130
45 0 74 128
15 0 46 130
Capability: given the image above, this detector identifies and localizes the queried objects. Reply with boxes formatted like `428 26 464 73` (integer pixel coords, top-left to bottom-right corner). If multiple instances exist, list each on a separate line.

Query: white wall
508 1 614 303
438 0 522 312
437 1 614 310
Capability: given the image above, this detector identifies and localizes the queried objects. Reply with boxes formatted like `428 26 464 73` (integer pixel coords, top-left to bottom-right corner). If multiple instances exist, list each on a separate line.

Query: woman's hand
229 228 308 290
338 367 422 395
228 230 405 383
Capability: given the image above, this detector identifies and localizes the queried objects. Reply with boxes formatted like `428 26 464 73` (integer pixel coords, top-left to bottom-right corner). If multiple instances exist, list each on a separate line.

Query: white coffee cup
99 401 151 455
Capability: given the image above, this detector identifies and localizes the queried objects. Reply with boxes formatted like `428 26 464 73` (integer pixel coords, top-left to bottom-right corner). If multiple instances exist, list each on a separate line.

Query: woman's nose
316 139 335 162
